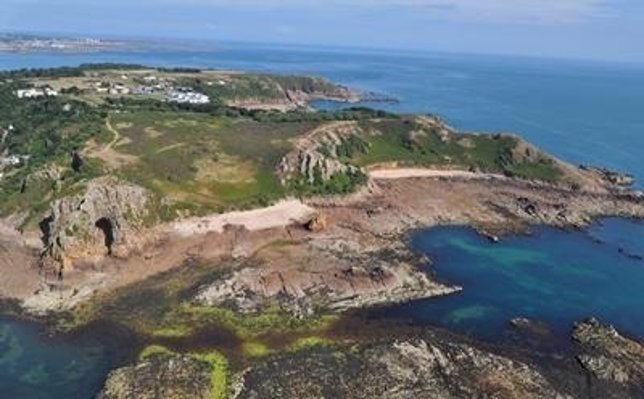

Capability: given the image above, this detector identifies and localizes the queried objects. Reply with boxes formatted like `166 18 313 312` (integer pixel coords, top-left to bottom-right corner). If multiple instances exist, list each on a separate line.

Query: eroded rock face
277 121 364 185
97 356 212 399
239 337 564 399
40 176 150 271
573 318 644 386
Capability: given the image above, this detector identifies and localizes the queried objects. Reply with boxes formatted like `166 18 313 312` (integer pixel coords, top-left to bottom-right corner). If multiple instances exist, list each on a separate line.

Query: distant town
0 33 123 53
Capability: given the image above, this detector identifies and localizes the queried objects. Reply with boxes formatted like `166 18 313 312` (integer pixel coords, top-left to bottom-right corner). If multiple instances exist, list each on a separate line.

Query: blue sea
0 43 643 397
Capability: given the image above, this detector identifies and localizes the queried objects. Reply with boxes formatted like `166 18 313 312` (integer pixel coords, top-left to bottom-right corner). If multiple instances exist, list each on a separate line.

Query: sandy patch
156 143 187 154
369 168 506 181
144 126 164 138
167 199 315 237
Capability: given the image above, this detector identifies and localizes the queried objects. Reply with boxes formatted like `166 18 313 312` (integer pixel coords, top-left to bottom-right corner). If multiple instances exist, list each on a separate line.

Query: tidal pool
0 318 134 399
376 218 644 342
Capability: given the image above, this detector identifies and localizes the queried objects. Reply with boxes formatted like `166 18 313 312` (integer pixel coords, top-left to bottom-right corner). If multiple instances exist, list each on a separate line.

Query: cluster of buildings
167 90 210 105
15 87 58 99
137 75 211 104
17 73 211 106
0 35 119 53
94 81 131 95
0 125 29 179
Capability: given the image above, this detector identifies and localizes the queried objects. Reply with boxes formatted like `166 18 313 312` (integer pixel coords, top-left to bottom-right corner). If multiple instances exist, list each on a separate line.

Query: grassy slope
352 119 561 182
110 111 318 218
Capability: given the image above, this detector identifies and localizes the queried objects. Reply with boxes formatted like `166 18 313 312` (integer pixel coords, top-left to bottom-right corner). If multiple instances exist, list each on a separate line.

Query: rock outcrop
97 356 213 399
195 235 458 317
277 122 365 185
239 336 564 399
304 213 327 232
40 176 150 272
573 318 644 387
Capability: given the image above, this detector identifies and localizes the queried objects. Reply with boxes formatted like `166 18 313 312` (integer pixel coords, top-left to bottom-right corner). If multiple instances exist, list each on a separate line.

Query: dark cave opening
38 215 54 248
95 217 115 256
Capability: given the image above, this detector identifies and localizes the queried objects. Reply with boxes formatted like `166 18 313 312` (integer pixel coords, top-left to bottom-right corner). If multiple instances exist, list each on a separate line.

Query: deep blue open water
0 43 643 397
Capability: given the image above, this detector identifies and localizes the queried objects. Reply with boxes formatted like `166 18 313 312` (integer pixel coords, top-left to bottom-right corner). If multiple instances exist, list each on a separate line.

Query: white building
16 88 58 99
167 90 210 105
2 155 22 166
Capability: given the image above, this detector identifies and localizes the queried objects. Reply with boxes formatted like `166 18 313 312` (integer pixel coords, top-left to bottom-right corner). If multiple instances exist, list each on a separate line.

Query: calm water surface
0 318 118 399
375 218 644 342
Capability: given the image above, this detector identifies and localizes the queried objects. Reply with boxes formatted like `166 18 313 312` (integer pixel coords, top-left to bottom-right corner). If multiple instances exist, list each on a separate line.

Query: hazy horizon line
3 29 644 69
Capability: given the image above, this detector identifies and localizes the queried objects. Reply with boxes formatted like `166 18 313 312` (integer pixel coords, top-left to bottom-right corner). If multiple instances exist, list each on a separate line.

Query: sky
2 0 644 63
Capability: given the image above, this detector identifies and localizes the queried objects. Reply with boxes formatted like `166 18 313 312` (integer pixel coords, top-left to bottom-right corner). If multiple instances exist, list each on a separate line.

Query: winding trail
104 117 122 151
83 117 138 168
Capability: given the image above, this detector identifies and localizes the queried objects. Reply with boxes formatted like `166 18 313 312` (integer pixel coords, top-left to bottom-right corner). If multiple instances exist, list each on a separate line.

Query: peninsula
0 64 642 399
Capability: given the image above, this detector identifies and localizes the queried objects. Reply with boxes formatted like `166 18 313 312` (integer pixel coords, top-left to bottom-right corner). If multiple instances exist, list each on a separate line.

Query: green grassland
0 80 110 225
349 119 561 182
0 65 564 229
109 111 319 218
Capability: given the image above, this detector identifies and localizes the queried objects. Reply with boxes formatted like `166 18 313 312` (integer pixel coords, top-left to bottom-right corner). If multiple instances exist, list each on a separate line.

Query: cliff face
40 176 150 272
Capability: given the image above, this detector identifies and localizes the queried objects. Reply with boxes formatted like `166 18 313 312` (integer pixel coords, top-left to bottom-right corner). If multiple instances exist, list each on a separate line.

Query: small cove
372 218 644 344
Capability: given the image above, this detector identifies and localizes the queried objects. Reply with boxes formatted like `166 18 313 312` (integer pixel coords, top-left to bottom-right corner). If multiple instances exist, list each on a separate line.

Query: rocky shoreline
96 317 644 399
0 158 642 316
0 168 642 398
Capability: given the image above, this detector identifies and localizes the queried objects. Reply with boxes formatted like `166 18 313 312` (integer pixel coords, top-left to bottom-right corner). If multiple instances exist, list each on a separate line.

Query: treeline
157 67 202 74
0 63 149 79
104 96 397 123
0 64 206 81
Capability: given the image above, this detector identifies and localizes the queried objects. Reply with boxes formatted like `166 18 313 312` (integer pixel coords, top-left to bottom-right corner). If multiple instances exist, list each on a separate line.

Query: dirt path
104 117 122 150
369 168 507 181
83 118 138 168
166 199 316 237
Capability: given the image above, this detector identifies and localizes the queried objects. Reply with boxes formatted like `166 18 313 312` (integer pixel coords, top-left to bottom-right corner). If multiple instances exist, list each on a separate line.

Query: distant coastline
0 33 127 53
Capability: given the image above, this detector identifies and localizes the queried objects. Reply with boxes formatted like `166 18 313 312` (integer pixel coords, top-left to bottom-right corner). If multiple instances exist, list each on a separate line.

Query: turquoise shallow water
375 218 644 342
0 319 117 398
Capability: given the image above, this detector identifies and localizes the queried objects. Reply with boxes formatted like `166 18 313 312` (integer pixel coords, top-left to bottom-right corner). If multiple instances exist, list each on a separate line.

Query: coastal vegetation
350 119 562 181
0 64 562 226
